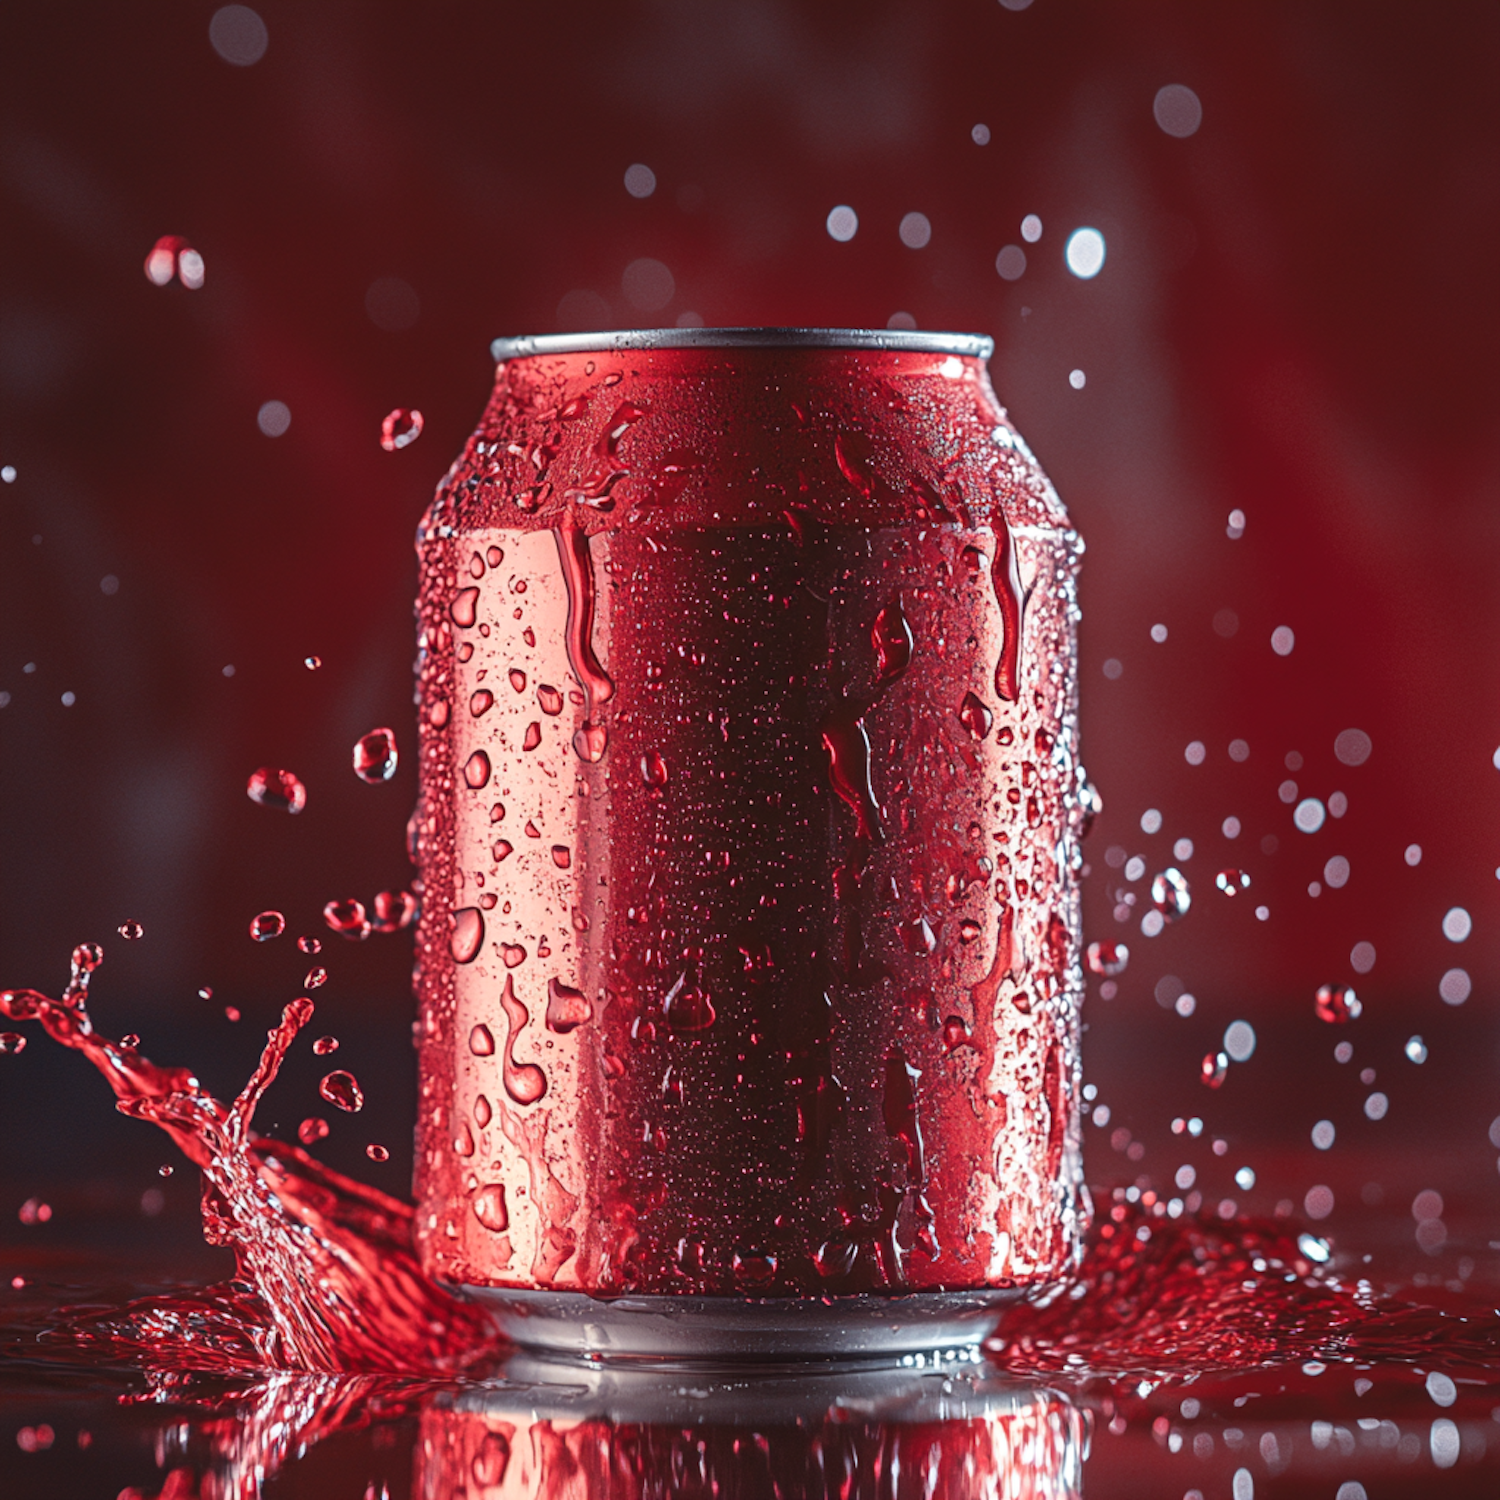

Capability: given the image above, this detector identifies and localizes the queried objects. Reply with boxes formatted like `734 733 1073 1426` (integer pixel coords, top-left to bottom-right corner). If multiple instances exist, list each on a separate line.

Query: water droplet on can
536 684 563 715
463 750 491 789
449 908 485 964
958 691 993 739
545 978 593 1033
662 971 716 1031
468 1023 495 1056
468 689 494 718
449 588 480 628
472 1183 509 1232
572 722 607 762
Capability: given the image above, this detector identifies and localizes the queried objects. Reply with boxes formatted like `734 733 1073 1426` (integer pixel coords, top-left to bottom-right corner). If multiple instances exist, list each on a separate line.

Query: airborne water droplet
118 921 144 940
450 908 484 964
1151 868 1191 921
297 1116 329 1145
298 935 322 955
472 1183 509 1232
371 889 418 931
1215 868 1251 897
379 407 424 451
1201 1051 1227 1088
249 910 286 942
366 1143 390 1162
246 767 307 814
1086 941 1129 976
304 966 328 989
319 1069 364 1112
352 727 399 783
464 750 492 789
0 1033 27 1055
1315 984 1362 1023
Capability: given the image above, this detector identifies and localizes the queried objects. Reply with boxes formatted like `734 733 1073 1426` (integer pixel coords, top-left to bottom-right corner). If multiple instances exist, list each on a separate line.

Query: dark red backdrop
1 1 1496 1284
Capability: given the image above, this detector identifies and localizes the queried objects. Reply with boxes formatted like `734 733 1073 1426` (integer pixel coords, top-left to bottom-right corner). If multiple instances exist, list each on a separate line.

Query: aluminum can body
411 330 1088 1351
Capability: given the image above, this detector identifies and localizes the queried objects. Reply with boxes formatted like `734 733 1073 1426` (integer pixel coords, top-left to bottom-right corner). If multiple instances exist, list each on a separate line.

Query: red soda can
411 329 1089 1357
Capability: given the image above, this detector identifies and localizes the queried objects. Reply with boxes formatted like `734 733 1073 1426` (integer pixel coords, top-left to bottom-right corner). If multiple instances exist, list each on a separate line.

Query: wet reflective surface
2 1219 1498 1498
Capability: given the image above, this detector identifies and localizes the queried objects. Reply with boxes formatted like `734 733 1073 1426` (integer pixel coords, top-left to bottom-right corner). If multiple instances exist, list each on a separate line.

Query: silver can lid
489 327 993 361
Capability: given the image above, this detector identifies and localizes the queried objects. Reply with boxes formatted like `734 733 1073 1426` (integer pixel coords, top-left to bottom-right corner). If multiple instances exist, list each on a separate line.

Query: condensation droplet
464 750 492 789
450 908 484 964
472 1183 509 1232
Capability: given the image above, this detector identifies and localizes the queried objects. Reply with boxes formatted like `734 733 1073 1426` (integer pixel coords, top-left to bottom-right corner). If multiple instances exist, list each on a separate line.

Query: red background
0 1 1496 1284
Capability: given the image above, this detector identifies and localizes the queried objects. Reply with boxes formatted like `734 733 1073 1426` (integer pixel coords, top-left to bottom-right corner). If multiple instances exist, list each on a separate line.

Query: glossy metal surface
412 336 1087 1344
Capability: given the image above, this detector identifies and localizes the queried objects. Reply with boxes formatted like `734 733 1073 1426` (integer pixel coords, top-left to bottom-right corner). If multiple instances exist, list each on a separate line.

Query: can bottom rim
459 1284 1032 1361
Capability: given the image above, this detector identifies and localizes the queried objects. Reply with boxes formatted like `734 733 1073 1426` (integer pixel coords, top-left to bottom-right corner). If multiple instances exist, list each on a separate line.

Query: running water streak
0 946 497 1376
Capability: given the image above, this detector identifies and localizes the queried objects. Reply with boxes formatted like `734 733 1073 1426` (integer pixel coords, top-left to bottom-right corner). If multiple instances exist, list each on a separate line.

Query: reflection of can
418 1355 1083 1499
412 329 1089 1356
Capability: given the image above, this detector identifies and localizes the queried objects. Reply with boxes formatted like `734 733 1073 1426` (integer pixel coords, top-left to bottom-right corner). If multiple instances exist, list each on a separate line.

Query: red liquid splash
0 944 496 1378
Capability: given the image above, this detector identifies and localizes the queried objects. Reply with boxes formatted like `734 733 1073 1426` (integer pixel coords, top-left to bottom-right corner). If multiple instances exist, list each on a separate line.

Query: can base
462 1285 1030 1361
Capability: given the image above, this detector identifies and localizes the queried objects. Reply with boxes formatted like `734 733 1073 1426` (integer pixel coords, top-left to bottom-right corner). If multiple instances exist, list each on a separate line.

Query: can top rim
489 327 993 360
